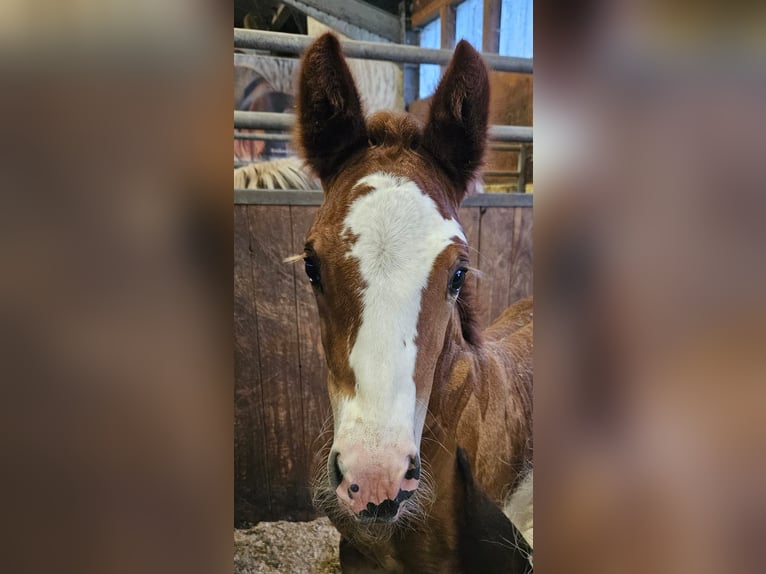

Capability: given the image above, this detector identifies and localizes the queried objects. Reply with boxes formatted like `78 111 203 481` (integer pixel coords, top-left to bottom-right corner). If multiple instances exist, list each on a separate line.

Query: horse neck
424 306 533 482
428 311 482 432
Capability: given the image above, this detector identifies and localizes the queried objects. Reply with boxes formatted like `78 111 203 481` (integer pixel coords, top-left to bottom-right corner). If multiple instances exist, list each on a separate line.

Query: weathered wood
248 205 312 520
509 206 533 304
477 206 515 327
458 206 481 298
234 207 271 525
413 0 455 27
440 4 456 52
482 0 501 53
289 206 332 493
233 203 532 520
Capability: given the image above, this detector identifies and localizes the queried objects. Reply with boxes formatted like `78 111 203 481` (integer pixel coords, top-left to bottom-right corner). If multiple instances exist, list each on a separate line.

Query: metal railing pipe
234 28 533 74
234 111 532 143
234 111 294 131
234 131 294 141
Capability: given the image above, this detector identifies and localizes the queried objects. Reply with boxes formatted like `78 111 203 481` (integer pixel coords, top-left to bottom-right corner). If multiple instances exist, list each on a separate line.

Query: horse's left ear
422 40 489 204
296 33 367 182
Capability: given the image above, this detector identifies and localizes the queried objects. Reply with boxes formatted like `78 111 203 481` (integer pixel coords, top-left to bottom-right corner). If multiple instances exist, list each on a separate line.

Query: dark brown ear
422 40 489 202
296 33 367 182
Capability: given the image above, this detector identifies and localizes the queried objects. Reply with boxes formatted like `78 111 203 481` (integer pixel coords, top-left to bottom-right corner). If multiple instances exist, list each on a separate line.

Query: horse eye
449 268 468 294
304 257 321 285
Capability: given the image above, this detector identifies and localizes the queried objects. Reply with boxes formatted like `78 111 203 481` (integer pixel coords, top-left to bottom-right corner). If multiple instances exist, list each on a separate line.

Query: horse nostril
360 499 400 521
404 455 421 481
329 451 343 486
395 488 413 504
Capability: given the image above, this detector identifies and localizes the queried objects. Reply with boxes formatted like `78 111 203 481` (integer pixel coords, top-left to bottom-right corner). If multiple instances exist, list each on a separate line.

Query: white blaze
337 171 465 450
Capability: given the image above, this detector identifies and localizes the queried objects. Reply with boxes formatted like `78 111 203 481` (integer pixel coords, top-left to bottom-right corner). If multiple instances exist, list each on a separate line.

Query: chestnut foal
294 33 533 573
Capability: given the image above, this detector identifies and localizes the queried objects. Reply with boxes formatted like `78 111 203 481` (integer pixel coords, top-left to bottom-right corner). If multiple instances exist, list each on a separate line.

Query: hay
234 517 341 574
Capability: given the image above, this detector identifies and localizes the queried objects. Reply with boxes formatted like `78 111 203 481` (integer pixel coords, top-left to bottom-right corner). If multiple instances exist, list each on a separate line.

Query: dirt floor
234 517 341 574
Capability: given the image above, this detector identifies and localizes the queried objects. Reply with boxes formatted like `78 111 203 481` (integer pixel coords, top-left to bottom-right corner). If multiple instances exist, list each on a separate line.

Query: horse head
296 33 489 524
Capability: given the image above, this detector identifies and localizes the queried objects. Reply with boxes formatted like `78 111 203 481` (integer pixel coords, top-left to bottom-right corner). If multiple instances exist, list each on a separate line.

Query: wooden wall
234 192 532 525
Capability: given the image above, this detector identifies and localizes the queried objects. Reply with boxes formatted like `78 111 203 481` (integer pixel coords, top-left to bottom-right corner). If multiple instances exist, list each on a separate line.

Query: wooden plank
458 206 481 297
233 206 271 525
440 4 456 51
413 0 454 27
509 207 533 303
482 0 501 53
247 205 312 519
517 145 528 192
233 202 532 520
289 206 332 501
477 206 515 327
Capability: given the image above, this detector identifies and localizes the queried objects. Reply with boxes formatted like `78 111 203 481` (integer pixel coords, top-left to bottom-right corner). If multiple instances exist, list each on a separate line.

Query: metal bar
464 192 532 207
234 111 293 131
235 111 533 142
487 125 533 143
233 29 533 74
234 189 532 207
234 160 308 169
235 190 324 205
234 131 293 141
234 165 523 177
232 132 522 147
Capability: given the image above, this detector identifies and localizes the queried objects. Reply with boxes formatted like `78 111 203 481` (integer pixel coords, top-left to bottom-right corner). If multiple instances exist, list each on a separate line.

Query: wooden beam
440 4 456 50
413 0 453 28
482 0 501 53
280 0 401 42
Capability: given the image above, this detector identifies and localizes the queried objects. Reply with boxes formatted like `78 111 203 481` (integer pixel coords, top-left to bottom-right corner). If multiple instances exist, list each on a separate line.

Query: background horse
293 33 533 573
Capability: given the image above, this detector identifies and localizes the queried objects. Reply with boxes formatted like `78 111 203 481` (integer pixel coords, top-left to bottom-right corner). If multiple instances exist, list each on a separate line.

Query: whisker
283 253 305 264
466 265 483 278
467 244 482 258
309 444 437 549
419 416 452 457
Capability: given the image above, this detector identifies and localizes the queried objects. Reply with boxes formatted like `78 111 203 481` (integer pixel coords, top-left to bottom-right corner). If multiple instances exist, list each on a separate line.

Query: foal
295 33 533 572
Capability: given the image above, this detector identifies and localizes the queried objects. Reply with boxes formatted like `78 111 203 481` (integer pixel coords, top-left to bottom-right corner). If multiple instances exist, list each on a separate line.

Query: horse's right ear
422 40 489 202
296 33 367 182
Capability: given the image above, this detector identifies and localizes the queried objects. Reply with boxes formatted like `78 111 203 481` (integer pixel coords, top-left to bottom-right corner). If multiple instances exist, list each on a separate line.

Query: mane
233 156 321 190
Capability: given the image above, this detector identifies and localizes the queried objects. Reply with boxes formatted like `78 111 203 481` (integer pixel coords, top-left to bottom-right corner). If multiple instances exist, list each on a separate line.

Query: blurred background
534 1 766 573
1 0 765 573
